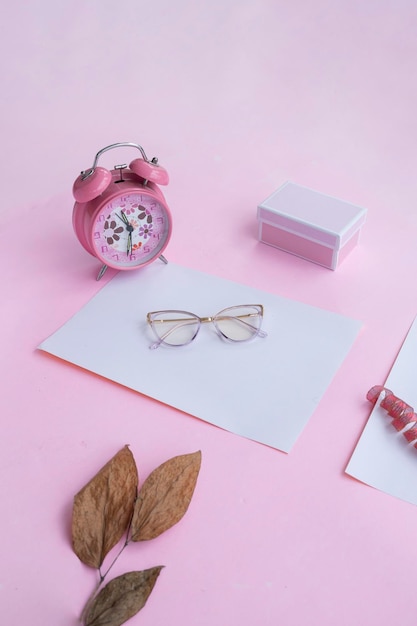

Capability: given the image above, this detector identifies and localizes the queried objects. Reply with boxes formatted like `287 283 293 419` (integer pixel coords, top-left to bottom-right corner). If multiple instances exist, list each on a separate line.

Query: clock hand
127 230 133 256
116 213 134 255
116 212 129 226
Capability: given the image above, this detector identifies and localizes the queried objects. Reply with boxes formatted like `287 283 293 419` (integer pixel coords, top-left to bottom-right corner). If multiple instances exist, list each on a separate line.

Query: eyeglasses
146 304 267 349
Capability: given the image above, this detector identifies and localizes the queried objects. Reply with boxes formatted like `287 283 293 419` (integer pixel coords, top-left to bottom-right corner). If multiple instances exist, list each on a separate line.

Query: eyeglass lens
213 305 263 341
149 311 200 346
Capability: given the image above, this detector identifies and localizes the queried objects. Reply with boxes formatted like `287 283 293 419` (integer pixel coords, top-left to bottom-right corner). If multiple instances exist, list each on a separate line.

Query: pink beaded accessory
367 385 417 447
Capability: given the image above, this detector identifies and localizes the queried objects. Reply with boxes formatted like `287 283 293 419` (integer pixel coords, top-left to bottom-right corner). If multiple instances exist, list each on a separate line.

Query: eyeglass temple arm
150 312 263 325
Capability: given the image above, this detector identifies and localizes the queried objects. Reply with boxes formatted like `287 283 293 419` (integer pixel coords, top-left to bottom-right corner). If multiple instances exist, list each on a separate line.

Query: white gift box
257 182 367 270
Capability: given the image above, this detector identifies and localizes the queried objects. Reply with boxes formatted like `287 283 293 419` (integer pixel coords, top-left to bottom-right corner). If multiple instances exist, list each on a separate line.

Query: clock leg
96 264 108 281
158 254 168 265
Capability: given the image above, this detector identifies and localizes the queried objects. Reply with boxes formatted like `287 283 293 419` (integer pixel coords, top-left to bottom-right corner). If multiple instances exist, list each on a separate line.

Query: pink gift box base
257 182 367 270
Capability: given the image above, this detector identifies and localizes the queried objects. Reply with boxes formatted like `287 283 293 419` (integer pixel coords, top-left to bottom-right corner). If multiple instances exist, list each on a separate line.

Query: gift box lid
257 182 367 249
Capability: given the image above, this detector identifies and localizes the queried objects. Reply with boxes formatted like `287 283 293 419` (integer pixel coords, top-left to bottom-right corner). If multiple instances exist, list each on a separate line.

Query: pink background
2 2 417 624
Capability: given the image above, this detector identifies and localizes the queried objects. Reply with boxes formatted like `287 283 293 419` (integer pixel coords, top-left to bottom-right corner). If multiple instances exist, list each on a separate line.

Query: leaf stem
98 501 136 581
99 540 129 581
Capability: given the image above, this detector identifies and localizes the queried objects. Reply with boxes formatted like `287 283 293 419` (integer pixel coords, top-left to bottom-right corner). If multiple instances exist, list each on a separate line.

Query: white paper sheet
346 316 417 504
39 263 361 452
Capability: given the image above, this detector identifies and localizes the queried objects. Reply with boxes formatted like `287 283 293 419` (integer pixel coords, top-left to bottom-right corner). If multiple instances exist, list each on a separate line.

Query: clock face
92 192 171 268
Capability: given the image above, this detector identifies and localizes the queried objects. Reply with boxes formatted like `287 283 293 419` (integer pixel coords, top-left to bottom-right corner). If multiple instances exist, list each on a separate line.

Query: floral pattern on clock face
93 192 170 267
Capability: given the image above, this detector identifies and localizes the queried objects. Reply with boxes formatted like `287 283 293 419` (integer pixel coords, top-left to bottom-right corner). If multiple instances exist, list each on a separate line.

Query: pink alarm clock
72 142 172 280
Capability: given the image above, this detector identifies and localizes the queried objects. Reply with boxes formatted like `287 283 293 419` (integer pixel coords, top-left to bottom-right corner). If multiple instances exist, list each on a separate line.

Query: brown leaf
72 446 138 568
131 450 201 542
85 568 163 626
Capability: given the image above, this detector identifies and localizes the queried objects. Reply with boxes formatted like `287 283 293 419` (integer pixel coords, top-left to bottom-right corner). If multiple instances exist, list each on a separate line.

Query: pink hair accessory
367 385 417 447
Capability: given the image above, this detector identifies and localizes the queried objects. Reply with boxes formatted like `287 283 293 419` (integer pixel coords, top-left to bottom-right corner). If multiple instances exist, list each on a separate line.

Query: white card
39 262 361 452
346 316 417 504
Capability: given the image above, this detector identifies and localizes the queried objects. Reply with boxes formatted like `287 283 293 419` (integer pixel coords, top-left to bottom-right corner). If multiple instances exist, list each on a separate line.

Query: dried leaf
131 450 201 542
85 568 163 626
72 446 138 568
